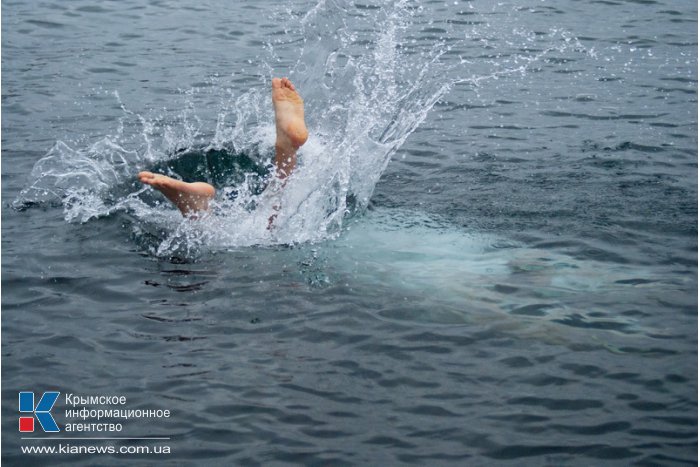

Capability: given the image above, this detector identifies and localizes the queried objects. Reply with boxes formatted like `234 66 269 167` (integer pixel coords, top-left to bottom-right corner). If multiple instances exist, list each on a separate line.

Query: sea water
13 0 603 250
2 0 697 464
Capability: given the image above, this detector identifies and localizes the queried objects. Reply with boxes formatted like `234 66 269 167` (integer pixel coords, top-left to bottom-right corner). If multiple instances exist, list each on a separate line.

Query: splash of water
14 0 595 255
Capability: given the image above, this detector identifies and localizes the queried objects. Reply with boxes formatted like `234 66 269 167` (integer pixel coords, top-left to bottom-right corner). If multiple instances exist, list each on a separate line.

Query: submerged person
137 77 308 217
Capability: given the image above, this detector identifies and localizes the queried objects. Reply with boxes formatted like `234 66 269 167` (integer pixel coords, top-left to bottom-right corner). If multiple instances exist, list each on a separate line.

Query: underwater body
2 0 697 464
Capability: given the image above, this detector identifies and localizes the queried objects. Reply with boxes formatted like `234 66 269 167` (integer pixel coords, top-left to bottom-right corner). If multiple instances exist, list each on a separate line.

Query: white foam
15 0 597 255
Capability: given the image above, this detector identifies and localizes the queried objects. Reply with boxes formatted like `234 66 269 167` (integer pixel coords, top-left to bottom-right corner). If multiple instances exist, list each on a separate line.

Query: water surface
2 0 697 464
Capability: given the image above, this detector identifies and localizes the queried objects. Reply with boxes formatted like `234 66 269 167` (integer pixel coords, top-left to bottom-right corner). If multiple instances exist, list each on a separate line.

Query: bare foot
138 171 215 216
272 77 308 179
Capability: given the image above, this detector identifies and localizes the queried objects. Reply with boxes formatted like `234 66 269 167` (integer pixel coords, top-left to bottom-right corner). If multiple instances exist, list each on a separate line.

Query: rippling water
2 0 697 465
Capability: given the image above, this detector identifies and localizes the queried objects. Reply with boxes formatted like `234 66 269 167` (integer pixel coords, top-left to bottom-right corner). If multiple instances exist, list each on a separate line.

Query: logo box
19 391 60 433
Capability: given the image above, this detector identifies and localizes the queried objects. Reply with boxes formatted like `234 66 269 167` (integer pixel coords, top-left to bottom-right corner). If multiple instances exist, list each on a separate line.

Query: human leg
138 77 307 217
138 171 215 216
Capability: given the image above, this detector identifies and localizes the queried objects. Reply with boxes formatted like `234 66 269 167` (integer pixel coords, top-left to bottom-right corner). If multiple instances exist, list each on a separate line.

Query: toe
138 171 154 182
272 78 282 89
282 77 295 91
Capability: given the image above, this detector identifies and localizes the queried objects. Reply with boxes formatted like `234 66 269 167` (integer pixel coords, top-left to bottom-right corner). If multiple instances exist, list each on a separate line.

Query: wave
14 0 595 254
